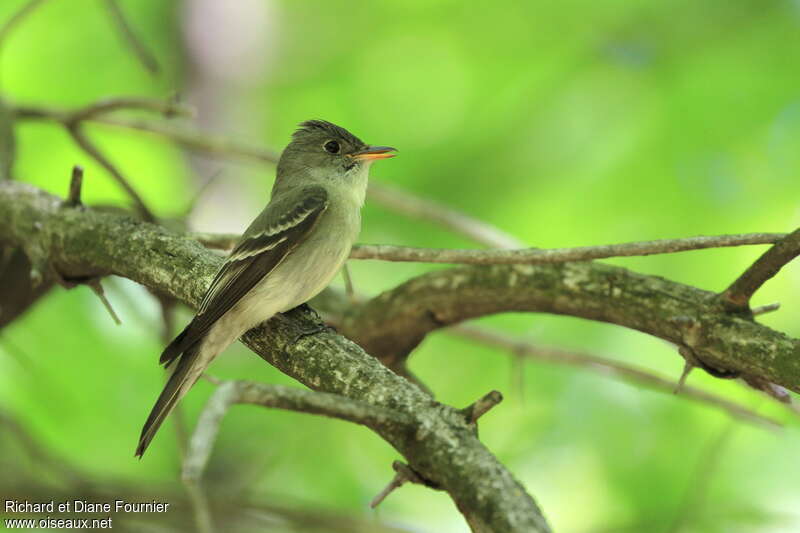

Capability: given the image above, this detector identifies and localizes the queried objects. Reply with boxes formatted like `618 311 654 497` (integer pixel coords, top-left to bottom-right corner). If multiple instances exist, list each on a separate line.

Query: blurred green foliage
1 1 799 532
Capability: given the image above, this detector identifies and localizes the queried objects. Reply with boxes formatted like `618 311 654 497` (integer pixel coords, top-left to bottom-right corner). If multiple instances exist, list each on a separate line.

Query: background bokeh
2 1 800 532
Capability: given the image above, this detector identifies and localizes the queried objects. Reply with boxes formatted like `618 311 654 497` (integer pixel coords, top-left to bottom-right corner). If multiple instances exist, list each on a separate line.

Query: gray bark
0 181 551 533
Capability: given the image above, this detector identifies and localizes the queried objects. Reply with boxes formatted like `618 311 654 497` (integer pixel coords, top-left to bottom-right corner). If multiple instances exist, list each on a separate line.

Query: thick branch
721 227 800 312
0 181 550 533
338 258 800 393
313 288 787 428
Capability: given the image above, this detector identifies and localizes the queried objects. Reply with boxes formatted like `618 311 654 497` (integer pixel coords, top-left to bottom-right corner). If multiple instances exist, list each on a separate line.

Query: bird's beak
350 146 397 161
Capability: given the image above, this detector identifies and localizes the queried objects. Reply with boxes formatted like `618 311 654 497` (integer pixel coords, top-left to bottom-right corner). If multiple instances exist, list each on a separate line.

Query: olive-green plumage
136 120 395 457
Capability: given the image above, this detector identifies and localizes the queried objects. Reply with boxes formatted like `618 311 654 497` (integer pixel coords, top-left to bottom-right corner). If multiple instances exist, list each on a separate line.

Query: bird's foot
284 303 336 343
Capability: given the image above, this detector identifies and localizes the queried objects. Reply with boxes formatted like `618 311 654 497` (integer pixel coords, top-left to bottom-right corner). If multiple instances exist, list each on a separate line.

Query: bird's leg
283 303 336 343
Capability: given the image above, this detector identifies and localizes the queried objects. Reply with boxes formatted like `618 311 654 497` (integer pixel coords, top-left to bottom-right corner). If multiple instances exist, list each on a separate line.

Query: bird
135 120 395 457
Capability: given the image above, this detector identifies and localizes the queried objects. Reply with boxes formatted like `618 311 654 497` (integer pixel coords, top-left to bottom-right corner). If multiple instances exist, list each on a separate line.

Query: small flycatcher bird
135 120 395 457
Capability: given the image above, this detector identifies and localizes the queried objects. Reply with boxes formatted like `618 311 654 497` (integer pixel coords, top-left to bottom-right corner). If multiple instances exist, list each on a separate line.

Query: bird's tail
135 342 202 458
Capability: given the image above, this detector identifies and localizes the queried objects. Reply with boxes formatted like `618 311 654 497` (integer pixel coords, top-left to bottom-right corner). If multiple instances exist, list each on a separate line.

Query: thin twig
102 0 160 75
452 324 783 429
367 182 525 249
666 420 738 533
14 98 192 123
721 227 800 312
182 168 224 218
0 0 48 51
183 380 412 483
0 98 15 180
67 124 156 222
182 381 239 483
13 105 272 162
65 97 191 123
349 234 785 264
190 232 786 264
92 115 279 160
341 263 356 302
13 103 531 249
169 378 214 533
183 479 214 533
13 98 191 222
0 408 83 484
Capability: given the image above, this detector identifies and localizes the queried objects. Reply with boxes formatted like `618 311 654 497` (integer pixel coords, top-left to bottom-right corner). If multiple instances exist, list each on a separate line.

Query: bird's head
275 120 395 190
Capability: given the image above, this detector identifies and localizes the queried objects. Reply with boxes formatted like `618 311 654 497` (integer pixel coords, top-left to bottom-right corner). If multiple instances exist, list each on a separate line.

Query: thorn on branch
676 341 739 383
87 279 121 325
64 165 83 207
461 390 504 424
674 352 695 394
671 316 738 379
370 460 440 509
751 302 780 316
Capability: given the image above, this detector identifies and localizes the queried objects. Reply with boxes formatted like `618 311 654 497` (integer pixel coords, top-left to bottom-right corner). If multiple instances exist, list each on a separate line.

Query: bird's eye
323 140 340 154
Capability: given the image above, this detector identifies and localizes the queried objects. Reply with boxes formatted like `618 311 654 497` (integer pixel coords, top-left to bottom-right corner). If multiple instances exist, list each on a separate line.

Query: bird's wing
159 186 329 366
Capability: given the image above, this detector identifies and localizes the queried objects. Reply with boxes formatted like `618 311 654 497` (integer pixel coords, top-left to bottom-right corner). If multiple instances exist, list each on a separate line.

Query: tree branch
192 232 785 265
102 0 160 75
12 101 523 249
66 124 156 222
336 255 800 393
720 227 800 312
0 0 49 51
312 283 789 428
366 182 524 249
0 180 551 533
451 324 784 429
348 234 785 264
11 98 191 222
183 380 414 483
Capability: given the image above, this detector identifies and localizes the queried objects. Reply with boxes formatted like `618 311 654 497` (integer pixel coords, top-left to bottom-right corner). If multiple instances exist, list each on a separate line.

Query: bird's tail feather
135 343 201 457
159 321 193 367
